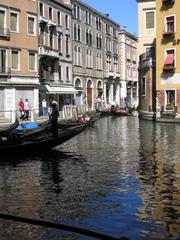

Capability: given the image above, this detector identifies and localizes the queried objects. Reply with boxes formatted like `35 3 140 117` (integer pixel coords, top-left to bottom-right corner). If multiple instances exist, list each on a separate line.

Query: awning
39 85 78 94
165 53 174 65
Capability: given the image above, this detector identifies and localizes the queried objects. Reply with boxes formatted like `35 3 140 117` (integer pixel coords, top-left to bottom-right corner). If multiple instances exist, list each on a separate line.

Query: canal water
0 115 180 240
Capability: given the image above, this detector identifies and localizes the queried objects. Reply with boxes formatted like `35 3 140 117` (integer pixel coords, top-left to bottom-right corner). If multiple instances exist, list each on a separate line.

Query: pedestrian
24 98 31 121
18 98 25 120
42 98 47 116
50 102 59 138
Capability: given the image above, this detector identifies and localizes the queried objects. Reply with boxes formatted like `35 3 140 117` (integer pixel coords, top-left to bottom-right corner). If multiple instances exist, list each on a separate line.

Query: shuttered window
12 50 19 70
28 16 35 35
29 52 36 71
0 10 5 34
10 12 18 32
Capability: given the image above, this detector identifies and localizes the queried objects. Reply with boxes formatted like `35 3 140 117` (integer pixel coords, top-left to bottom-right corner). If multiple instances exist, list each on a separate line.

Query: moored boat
0 118 19 137
0 122 86 154
111 108 133 116
58 112 100 129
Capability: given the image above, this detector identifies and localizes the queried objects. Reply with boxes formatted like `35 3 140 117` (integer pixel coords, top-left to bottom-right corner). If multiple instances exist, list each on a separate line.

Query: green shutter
29 53 35 70
0 10 5 34
12 51 18 69
11 13 17 31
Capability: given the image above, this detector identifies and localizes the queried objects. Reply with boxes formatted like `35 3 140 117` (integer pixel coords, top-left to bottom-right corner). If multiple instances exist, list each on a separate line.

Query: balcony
48 19 57 28
0 28 10 39
162 0 174 4
162 31 175 38
162 65 175 72
139 52 155 69
115 72 120 78
161 0 175 8
39 46 59 59
39 16 48 24
105 70 114 78
0 67 11 77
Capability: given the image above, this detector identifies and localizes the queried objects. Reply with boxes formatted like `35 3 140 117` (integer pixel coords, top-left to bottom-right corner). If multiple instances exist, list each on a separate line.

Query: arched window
75 78 81 88
87 79 92 88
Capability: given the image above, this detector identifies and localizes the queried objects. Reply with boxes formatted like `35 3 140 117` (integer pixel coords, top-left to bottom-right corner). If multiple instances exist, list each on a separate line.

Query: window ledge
163 31 175 37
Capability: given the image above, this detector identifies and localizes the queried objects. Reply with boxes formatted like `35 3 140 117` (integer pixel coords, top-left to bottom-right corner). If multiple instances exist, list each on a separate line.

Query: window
114 57 118 73
106 38 111 52
86 11 92 25
146 11 155 29
10 12 18 32
113 41 118 54
141 77 146 96
59 65 62 81
96 53 102 70
39 3 43 17
163 49 175 71
113 28 116 37
58 33 62 53
50 33 53 48
86 29 92 46
65 35 70 56
96 34 102 49
166 90 175 107
86 49 93 68
74 46 81 66
106 55 111 71
28 16 36 35
29 52 36 71
0 49 6 73
96 17 101 30
65 15 69 29
12 50 19 70
164 16 175 35
66 67 69 81
73 4 80 19
57 11 61 26
49 7 52 20
0 10 5 34
106 24 110 34
74 23 81 41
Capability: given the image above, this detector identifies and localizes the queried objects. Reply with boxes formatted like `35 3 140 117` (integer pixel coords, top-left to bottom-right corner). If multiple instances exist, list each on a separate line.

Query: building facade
119 29 138 107
156 0 180 114
0 0 39 121
137 0 156 114
103 14 120 107
38 0 77 110
71 0 120 110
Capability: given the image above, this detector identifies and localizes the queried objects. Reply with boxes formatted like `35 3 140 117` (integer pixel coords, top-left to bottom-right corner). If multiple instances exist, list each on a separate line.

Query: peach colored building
156 0 180 115
0 0 39 121
137 0 156 119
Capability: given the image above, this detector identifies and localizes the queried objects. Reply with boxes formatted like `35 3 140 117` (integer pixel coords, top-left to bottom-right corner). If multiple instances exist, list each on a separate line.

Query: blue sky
83 0 138 34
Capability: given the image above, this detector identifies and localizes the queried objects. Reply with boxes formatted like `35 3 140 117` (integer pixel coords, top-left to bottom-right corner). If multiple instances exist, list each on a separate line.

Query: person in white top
42 99 47 116
24 98 31 121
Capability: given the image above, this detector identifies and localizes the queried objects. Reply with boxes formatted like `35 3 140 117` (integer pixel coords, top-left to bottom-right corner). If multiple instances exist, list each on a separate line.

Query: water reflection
138 120 180 239
0 116 179 240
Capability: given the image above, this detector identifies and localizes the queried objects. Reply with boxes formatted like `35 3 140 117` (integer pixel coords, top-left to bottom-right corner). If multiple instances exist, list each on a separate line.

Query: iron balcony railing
0 27 10 38
139 51 156 69
162 0 175 4
0 67 11 76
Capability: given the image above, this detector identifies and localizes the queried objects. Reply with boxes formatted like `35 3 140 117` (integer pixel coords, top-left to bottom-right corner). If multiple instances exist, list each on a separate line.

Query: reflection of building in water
138 121 180 239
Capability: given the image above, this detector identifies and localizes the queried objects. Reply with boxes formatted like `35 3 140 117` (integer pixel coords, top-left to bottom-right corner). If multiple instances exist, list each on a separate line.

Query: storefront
39 85 78 112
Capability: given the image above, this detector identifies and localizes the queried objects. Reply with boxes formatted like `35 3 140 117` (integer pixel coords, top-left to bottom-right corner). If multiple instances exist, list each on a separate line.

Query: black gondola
111 107 134 116
0 122 86 154
58 113 101 129
0 118 19 137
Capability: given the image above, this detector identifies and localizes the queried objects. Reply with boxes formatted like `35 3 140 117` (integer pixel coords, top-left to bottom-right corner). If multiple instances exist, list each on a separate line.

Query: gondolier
50 102 59 138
